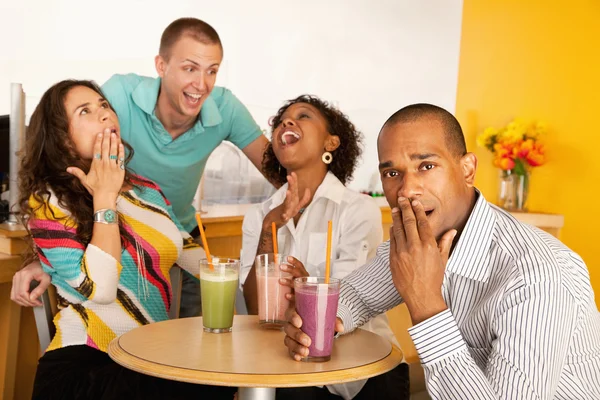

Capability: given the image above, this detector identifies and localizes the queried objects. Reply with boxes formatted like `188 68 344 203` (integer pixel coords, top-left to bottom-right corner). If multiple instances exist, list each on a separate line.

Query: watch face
104 209 117 223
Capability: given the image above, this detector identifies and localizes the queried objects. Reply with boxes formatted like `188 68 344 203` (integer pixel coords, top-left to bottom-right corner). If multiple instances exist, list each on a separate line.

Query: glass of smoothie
294 277 341 362
255 253 292 329
199 257 239 333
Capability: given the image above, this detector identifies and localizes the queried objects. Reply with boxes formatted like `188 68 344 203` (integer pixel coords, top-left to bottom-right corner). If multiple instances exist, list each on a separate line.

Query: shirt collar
263 171 346 213
445 189 497 282
131 77 223 130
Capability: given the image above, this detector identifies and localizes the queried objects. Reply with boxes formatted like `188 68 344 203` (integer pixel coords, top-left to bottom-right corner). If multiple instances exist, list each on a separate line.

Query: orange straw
271 222 278 263
195 213 213 270
325 220 332 283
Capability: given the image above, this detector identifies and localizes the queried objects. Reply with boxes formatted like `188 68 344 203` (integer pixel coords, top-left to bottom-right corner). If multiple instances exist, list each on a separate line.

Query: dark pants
180 270 202 318
32 345 236 400
180 226 203 318
276 363 410 400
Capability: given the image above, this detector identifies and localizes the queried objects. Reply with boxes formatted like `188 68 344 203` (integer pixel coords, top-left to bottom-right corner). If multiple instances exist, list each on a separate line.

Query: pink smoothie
295 284 340 360
257 274 291 327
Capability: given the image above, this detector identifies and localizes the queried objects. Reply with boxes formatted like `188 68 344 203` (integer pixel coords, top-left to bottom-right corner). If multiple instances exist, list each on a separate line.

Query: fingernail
98 133 103 138
66 168 71 173
412 200 420 206
280 264 288 271
111 132 116 138
398 197 406 202
287 256 294 262
302 337 310 346
302 348 309 356
392 207 399 213
279 278 287 284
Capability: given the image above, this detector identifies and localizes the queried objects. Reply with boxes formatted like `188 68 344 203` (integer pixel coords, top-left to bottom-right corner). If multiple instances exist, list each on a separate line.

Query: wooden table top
108 315 403 388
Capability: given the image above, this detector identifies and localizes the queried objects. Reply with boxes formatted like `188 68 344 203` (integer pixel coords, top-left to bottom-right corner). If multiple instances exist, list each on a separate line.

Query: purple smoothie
294 278 340 361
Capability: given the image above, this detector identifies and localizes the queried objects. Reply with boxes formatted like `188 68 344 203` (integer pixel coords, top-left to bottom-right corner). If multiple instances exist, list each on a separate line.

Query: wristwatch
94 209 118 224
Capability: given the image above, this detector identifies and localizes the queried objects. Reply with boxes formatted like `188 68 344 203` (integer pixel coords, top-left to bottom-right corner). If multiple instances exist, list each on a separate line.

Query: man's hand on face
389 196 456 325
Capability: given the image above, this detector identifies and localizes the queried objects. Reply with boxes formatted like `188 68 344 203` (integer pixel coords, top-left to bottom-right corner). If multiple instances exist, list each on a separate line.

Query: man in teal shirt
102 75 264 233
103 19 268 234
13 18 269 318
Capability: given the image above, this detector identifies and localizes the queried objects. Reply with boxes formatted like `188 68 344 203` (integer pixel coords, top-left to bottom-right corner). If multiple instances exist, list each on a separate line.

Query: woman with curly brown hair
20 80 234 399
240 95 409 400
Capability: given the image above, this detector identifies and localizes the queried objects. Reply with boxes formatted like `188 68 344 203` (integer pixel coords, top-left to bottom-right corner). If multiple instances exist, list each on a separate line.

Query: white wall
0 0 464 191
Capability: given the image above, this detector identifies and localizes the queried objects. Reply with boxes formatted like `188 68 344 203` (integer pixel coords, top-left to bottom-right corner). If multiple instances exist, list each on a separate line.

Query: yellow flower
501 120 525 143
477 127 497 149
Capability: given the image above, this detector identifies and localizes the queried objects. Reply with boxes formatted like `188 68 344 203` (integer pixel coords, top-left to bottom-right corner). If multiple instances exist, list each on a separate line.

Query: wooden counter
201 200 565 258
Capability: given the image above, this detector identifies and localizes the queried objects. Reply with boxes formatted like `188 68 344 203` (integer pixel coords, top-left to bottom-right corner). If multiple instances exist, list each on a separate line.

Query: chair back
33 265 184 352
168 265 182 319
32 285 57 352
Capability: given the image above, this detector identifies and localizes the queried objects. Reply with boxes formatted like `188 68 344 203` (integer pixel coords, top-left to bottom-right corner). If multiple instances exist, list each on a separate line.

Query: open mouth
184 92 203 105
107 127 119 137
280 130 301 146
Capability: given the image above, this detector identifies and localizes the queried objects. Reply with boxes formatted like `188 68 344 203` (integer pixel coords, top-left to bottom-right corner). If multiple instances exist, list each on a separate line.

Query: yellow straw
325 220 332 283
195 213 213 270
271 222 278 264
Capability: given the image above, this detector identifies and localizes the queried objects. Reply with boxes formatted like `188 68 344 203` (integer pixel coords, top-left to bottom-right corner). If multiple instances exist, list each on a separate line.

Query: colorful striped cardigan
29 176 204 353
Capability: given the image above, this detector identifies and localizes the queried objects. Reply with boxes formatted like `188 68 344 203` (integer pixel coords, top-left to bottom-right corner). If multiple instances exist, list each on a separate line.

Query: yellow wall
455 0 600 307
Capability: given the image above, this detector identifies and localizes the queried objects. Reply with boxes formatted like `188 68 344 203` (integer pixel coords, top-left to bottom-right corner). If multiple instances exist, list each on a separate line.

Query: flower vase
498 169 530 211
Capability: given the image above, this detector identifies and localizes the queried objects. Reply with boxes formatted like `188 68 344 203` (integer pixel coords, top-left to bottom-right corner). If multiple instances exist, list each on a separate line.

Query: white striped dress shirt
337 192 600 399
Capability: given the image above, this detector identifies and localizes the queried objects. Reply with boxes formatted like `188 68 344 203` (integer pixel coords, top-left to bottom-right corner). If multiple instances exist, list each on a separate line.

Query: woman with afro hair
239 95 409 400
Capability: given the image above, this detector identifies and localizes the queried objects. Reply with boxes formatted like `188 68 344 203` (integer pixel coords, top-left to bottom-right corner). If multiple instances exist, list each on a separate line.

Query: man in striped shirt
284 104 600 399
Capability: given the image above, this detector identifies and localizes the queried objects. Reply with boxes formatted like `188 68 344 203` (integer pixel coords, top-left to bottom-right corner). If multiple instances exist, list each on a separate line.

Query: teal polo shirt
102 73 263 232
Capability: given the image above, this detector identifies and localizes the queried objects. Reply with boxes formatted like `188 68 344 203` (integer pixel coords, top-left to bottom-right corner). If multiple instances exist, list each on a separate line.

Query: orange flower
495 157 515 170
517 139 534 158
526 151 545 167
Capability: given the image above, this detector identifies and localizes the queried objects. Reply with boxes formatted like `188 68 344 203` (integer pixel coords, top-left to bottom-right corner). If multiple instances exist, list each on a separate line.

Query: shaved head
380 103 466 158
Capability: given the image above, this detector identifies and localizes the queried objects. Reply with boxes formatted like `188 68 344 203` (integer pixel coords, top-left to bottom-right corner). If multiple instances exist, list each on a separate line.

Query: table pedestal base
238 387 276 400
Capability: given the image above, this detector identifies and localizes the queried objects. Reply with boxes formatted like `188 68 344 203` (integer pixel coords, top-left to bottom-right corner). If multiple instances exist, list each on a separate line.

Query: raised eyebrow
410 153 440 161
73 102 90 115
182 59 220 69
378 161 393 170
182 58 200 66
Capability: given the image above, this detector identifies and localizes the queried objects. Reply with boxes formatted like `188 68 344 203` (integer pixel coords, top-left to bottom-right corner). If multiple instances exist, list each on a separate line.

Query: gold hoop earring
322 152 333 164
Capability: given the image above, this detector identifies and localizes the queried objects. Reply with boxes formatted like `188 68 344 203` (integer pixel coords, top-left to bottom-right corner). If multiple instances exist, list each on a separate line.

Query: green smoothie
200 268 239 332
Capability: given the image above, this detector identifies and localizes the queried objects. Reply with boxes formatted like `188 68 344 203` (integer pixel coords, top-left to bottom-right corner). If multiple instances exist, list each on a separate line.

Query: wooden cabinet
0 224 36 400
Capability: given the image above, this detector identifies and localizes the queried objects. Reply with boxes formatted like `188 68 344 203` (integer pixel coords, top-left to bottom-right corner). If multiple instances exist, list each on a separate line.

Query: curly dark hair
18 79 136 249
263 95 363 186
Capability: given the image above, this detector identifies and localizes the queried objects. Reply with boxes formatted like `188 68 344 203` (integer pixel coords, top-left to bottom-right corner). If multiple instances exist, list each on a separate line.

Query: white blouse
241 172 402 399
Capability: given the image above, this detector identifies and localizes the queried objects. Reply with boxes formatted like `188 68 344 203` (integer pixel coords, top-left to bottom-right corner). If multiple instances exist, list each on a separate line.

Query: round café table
108 315 403 400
